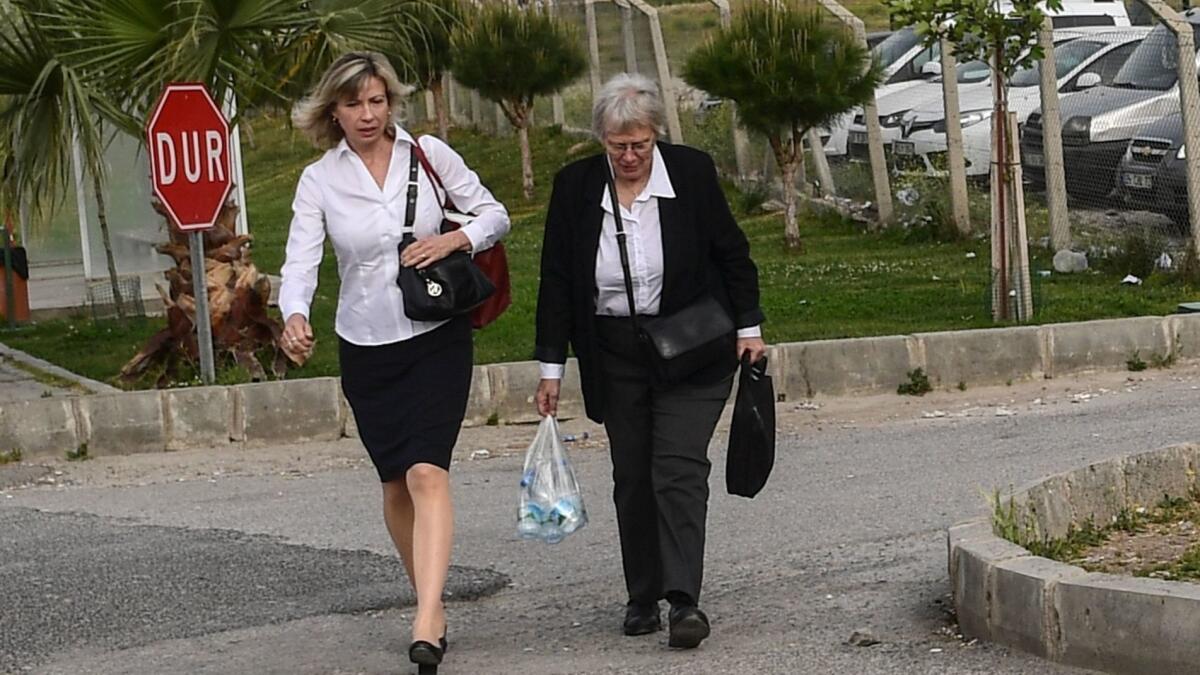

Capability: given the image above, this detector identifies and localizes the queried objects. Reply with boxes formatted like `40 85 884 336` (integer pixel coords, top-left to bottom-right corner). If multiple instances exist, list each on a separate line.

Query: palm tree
391 0 464 140
0 3 135 317
684 4 881 250
35 0 427 383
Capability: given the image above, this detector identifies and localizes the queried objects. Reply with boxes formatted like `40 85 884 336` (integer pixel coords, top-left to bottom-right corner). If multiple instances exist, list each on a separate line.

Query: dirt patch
1076 520 1200 580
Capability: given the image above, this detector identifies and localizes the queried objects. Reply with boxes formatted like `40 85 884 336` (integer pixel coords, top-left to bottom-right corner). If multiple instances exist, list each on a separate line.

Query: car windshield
1112 24 1200 91
1009 38 1107 87
873 26 922 69
957 59 990 83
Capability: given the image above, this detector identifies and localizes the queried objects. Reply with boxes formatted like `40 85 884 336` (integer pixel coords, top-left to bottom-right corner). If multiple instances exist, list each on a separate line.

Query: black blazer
534 142 764 423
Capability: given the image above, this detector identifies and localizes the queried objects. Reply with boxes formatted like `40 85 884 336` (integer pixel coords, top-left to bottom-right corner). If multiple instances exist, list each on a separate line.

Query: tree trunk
431 74 450 140
518 121 534 200
768 133 802 250
990 50 1010 322
92 173 126 319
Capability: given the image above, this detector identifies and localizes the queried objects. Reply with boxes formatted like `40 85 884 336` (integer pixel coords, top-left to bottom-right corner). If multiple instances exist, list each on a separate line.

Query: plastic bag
726 355 775 498
517 416 588 543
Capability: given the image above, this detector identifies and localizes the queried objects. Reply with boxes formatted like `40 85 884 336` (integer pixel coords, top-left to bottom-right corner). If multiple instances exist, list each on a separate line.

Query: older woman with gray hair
279 51 509 674
534 73 765 649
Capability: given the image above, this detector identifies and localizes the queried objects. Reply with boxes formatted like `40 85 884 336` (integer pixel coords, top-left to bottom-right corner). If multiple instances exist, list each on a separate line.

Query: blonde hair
292 51 414 149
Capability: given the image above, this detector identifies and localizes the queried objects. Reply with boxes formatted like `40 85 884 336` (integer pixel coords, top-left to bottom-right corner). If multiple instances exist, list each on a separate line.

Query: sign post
146 83 233 385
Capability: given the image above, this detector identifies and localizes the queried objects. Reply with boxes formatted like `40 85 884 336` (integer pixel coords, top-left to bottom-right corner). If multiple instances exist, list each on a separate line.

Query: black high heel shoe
409 640 444 674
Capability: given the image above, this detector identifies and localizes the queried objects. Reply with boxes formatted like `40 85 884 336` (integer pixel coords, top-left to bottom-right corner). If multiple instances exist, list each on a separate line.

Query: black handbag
607 167 734 384
396 146 495 322
726 355 776 498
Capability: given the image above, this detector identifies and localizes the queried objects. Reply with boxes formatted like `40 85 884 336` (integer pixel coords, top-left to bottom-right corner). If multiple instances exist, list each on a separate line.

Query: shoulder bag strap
403 145 420 244
412 136 451 214
605 165 641 333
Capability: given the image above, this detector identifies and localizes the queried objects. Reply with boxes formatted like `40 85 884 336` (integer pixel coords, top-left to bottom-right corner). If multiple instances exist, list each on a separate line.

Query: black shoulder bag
396 145 495 322
607 167 734 384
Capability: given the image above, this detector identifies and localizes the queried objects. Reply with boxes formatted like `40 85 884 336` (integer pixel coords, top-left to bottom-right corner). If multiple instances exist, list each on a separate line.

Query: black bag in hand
394 145 495 322
396 237 495 322
726 355 775 498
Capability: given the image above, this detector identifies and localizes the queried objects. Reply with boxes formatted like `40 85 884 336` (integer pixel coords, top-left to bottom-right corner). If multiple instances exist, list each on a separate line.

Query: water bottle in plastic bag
517 416 588 543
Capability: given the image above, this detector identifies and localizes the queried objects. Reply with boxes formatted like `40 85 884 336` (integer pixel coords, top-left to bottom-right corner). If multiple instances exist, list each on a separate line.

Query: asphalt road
8 365 1200 674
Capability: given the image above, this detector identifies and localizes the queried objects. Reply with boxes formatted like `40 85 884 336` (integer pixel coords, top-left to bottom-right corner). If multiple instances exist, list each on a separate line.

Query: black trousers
596 317 733 606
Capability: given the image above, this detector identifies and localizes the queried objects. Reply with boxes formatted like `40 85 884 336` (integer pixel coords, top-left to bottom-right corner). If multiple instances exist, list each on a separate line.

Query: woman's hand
535 378 561 417
736 337 767 364
401 231 472 269
280 313 315 365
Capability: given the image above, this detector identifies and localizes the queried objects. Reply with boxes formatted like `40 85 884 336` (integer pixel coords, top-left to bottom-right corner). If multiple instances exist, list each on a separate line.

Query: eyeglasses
605 138 655 156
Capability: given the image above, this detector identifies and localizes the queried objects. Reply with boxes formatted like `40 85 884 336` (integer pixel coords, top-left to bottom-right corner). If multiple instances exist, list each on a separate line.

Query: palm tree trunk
431 74 450 140
92 173 125 319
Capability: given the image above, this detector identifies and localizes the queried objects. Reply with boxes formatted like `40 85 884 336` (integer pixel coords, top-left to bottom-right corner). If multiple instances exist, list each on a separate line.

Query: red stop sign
146 83 232 232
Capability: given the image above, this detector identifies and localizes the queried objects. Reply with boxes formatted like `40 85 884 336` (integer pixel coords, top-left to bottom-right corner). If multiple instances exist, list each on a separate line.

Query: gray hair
591 73 667 140
291 51 414 150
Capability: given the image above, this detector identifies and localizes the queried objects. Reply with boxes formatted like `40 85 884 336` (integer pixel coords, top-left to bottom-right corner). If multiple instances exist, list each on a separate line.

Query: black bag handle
401 145 420 247
605 163 643 334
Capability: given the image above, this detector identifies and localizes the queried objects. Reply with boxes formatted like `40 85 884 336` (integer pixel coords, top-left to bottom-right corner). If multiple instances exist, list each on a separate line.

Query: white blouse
539 147 759 380
279 125 510 346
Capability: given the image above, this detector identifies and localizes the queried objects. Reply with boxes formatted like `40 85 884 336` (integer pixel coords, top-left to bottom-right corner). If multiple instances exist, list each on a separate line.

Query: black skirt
339 316 473 482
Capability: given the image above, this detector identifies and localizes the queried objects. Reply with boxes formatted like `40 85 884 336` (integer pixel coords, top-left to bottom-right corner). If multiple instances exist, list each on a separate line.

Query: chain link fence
815 2 1200 321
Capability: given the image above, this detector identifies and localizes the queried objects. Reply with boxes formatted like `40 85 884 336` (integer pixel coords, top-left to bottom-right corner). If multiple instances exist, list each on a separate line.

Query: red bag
412 140 512 329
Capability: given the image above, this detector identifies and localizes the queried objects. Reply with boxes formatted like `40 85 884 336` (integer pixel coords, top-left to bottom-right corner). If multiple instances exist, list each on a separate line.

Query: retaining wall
949 442 1200 674
6 313 1200 460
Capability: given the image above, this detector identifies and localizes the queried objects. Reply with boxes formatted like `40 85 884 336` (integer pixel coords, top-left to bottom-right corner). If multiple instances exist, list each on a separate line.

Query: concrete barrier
6 314 1200 459
164 387 234 450
0 399 79 459
776 335 913 399
949 442 1200 673
77 391 165 456
1055 574 1200 674
1166 314 1200 361
1046 317 1168 377
237 378 342 445
918 326 1045 387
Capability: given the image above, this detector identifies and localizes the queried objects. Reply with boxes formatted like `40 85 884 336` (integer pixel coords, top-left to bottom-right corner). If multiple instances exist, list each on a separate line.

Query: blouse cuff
279 299 311 323
539 362 565 380
736 325 762 339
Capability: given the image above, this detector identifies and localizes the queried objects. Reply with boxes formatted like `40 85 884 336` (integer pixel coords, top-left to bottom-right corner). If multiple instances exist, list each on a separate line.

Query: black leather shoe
668 605 710 649
409 640 443 674
622 601 662 636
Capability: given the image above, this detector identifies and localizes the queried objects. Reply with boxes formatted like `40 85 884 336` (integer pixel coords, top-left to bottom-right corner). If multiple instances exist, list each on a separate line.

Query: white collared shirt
279 125 509 346
539 146 759 380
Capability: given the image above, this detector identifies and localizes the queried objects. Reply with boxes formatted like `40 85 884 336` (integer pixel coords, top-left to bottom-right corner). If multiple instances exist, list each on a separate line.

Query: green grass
6 112 1200 389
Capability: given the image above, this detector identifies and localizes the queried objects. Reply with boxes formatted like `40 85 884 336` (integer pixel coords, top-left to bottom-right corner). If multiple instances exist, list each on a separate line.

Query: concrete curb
0 342 119 394
5 313 1200 460
948 442 1200 674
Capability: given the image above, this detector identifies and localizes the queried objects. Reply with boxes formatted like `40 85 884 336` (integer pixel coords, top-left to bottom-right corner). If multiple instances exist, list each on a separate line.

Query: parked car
842 29 1117 163
866 30 894 49
825 0 1132 157
1115 111 1188 225
840 58 992 161
894 28 1148 176
1022 12 1200 201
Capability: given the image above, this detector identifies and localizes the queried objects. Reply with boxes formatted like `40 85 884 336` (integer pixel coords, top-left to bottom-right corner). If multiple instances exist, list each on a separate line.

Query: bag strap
605 164 642 333
403 146 420 244
412 137 452 214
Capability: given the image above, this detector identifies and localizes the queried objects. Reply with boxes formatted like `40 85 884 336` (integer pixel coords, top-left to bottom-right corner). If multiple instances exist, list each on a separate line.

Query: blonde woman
279 52 509 673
